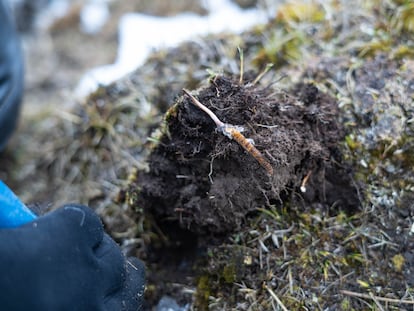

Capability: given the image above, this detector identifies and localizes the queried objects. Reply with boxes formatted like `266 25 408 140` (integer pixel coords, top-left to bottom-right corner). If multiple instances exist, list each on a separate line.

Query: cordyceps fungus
182 88 274 175
128 74 353 235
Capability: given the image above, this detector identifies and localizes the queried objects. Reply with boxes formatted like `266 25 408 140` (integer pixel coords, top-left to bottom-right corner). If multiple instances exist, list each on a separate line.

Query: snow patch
76 0 269 97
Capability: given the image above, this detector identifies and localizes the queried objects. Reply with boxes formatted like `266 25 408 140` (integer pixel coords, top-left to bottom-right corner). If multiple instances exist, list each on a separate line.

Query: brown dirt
131 74 357 236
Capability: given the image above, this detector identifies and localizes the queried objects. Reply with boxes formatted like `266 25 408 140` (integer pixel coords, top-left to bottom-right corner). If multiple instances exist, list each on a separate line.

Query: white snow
80 0 110 35
75 0 269 97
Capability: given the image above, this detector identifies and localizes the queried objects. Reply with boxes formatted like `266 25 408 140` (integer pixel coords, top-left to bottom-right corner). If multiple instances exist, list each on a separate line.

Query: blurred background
1 0 274 206
7 0 270 115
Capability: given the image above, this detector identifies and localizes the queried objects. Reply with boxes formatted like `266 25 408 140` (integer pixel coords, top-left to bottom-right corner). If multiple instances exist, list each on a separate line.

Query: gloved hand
0 0 24 150
0 204 145 311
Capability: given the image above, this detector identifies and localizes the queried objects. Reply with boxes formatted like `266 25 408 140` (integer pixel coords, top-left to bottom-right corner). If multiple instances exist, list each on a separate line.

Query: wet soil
131 74 357 235
128 73 362 307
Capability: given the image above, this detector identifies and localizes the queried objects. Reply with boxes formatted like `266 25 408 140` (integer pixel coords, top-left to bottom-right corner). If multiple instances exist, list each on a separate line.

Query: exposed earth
132 75 356 234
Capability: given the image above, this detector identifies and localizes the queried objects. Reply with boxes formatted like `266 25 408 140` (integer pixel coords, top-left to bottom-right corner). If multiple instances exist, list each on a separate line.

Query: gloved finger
96 233 125 296
26 204 104 249
123 257 146 310
63 204 104 249
103 257 145 311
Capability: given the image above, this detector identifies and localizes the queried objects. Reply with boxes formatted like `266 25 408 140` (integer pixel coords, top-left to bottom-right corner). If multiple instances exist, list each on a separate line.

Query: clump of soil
130 74 349 235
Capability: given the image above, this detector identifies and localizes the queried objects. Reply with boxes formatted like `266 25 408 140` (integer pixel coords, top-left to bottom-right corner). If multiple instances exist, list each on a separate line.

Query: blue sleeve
0 181 36 228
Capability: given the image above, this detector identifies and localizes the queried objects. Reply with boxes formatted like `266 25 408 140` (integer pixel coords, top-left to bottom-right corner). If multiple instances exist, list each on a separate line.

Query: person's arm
0 204 145 311
0 0 24 150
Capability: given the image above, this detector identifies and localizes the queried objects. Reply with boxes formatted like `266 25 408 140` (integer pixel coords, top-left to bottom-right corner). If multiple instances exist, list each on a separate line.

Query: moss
125 189 140 211
195 275 211 311
345 134 362 152
164 102 179 122
253 29 305 68
391 2 414 34
358 38 392 58
392 43 414 59
275 1 325 24
392 254 405 272
340 298 353 311
222 264 237 284
252 0 327 68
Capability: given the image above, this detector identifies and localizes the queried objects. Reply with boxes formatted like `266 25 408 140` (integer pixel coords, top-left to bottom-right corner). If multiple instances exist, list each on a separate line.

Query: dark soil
130 75 357 235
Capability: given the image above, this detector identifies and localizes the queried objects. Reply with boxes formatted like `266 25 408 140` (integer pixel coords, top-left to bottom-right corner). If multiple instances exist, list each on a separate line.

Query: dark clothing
0 0 24 150
0 204 145 310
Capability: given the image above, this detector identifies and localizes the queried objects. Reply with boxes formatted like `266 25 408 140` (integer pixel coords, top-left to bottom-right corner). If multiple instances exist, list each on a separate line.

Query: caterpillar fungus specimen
182 89 274 175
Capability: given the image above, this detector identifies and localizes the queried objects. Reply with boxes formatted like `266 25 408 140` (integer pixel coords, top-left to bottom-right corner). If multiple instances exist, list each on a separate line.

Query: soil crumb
130 75 354 235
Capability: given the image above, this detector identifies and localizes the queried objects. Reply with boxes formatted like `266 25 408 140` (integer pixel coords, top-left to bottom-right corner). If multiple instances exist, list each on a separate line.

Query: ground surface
134 76 351 234
1 0 414 310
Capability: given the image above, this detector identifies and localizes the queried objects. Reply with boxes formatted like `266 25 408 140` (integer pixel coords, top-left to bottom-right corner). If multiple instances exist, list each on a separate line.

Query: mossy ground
1 0 414 310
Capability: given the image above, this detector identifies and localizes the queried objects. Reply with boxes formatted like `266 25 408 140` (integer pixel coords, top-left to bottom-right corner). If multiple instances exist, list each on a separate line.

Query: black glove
0 204 145 311
0 0 24 150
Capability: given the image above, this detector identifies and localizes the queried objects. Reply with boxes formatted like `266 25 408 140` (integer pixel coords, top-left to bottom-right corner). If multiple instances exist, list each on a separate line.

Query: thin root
182 89 224 127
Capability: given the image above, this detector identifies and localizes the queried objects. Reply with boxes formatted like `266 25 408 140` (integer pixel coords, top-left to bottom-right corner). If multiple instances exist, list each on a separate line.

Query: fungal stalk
183 89 274 175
